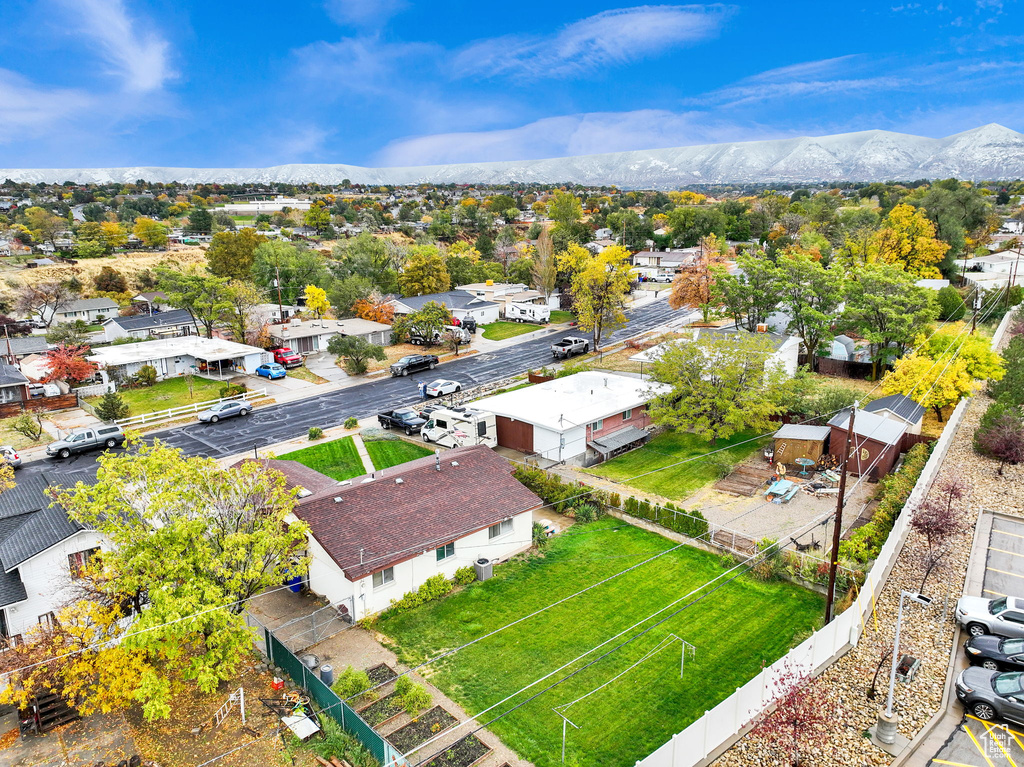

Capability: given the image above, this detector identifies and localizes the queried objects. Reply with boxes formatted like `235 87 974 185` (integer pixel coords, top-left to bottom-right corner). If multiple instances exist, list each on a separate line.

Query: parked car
45 425 125 459
956 596 1024 638
198 401 252 423
390 354 438 377
551 337 590 359
378 408 427 435
425 379 461 397
955 668 1024 723
270 347 302 368
965 635 1024 671
0 445 21 469
255 363 287 380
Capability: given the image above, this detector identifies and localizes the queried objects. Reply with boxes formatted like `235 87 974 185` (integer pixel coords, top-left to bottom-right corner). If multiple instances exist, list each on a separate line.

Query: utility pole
1007 247 1022 311
275 265 284 321
825 403 858 623
971 289 983 334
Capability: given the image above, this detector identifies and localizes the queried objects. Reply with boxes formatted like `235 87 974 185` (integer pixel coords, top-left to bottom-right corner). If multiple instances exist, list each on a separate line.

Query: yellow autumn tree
871 203 949 279
303 284 331 319
563 245 632 348
880 352 975 422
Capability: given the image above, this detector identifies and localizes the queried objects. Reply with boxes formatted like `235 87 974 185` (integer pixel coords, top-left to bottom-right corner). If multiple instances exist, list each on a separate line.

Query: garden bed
422 734 489 767
357 690 405 727
386 706 459 753
366 662 398 686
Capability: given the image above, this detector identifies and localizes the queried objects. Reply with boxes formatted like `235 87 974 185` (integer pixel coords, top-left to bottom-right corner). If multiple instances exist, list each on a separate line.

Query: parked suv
46 425 126 459
956 596 1024 638
390 354 438 377
955 668 1024 723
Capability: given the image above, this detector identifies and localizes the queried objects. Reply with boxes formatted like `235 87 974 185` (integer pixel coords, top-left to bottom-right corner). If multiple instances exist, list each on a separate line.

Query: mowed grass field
586 430 768 500
363 438 432 469
279 436 364 480
377 517 822 767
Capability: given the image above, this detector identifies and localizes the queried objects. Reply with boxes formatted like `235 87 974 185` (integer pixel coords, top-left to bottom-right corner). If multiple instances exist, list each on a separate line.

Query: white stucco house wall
89 336 270 380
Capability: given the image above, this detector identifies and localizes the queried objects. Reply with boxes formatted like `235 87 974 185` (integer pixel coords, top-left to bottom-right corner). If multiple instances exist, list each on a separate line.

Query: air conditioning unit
473 558 492 581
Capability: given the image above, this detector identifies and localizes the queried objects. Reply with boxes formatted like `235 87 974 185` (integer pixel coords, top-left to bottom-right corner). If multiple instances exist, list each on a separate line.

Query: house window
623 409 632 421
68 547 100 579
436 542 455 562
372 567 394 589
591 419 603 432
0 609 7 641
489 519 514 539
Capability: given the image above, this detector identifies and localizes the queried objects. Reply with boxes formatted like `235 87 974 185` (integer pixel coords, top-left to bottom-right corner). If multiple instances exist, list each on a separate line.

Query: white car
425 379 462 397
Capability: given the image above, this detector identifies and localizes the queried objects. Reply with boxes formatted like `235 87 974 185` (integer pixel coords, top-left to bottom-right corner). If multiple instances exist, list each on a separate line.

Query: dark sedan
956 668 1024 723
965 636 1024 671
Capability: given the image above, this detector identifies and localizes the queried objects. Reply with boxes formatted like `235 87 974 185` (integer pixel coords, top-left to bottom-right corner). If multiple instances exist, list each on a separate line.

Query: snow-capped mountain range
4 124 1024 188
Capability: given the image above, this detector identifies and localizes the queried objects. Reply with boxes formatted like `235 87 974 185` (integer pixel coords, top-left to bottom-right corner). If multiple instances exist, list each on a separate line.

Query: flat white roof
90 336 267 366
473 371 670 432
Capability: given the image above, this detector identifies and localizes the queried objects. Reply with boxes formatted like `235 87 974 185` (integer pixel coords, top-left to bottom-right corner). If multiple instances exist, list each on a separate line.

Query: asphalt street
29 297 681 476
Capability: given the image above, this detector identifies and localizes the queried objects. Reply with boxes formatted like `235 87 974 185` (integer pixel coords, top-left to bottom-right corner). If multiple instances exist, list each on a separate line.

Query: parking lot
930 512 1024 767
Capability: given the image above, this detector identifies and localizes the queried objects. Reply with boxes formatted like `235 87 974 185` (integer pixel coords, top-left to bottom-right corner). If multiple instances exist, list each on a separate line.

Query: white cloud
454 5 735 79
293 36 439 97
0 70 96 144
375 109 784 166
61 0 173 92
324 0 407 27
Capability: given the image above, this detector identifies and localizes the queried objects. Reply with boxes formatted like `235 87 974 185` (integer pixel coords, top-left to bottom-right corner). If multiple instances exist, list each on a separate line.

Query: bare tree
15 282 74 327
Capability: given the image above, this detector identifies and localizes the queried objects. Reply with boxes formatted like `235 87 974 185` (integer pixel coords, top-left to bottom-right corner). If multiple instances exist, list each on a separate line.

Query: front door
174 357 185 375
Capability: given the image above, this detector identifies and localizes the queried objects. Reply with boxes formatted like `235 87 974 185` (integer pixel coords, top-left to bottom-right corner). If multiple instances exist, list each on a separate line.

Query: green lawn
481 321 542 341
85 376 226 417
549 310 575 324
279 436 364 481
363 438 432 469
287 365 328 385
587 430 768 500
378 518 822 767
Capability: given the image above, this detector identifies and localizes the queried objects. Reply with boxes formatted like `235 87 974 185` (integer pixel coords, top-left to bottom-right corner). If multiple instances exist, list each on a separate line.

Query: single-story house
0 336 48 362
473 371 670 466
863 393 925 436
267 318 392 354
0 473 107 641
632 325 802 379
0 363 29 405
284 446 541 620
827 409 908 478
954 253 1020 275
387 291 500 326
89 336 270 380
252 303 302 325
103 309 199 342
772 424 831 466
915 279 951 291
630 248 700 280
43 297 119 326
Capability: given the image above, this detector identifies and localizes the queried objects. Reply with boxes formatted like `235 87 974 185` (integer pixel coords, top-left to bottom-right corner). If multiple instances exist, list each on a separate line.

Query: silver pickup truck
551 336 590 359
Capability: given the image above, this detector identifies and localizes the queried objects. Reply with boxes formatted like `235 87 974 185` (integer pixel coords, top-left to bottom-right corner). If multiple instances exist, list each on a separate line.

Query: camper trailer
421 407 497 449
505 303 550 324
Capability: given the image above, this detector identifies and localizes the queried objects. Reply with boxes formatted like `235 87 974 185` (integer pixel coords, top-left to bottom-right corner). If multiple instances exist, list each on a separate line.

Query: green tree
220 280 264 344
54 440 309 719
563 245 633 348
713 254 783 332
936 285 966 321
94 390 130 422
156 269 230 338
93 266 127 294
843 263 939 378
393 300 452 345
46 322 89 347
778 254 844 371
666 206 727 248
328 275 374 318
252 241 331 306
648 333 789 444
186 208 213 234
132 217 168 248
398 246 450 297
547 191 583 228
327 335 386 375
923 330 1005 382
487 194 517 214
304 200 331 234
207 229 267 280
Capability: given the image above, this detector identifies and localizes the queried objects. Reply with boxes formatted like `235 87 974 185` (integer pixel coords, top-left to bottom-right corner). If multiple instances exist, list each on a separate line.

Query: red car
270 347 302 368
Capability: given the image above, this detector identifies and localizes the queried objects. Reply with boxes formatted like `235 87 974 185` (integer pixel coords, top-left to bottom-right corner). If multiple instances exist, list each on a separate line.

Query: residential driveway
304 351 350 383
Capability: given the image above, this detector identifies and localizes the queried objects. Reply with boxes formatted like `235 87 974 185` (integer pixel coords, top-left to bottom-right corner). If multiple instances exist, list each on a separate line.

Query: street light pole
876 590 931 745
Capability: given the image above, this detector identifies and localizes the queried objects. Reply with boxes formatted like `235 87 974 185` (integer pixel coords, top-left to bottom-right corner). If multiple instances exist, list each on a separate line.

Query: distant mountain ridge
4 124 1024 188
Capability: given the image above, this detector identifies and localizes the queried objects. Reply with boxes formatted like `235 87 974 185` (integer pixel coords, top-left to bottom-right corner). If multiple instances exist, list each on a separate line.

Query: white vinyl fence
114 389 268 427
636 306 1019 767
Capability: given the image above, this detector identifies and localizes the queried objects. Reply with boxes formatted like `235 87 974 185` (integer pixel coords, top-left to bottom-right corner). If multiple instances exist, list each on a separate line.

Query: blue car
255 363 287 380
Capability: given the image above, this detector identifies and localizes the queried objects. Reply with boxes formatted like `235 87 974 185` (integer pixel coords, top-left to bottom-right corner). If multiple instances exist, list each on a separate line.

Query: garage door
496 416 533 453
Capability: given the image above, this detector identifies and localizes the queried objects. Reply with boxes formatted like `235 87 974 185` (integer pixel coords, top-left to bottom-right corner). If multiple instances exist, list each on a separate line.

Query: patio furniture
794 458 816 477
764 479 795 501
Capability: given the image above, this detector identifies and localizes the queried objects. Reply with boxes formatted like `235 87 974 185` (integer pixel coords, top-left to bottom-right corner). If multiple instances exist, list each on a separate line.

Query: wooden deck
713 464 774 496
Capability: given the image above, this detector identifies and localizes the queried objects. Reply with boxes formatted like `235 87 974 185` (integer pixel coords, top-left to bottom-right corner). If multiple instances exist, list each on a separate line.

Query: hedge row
621 496 710 539
512 466 608 521
838 442 932 564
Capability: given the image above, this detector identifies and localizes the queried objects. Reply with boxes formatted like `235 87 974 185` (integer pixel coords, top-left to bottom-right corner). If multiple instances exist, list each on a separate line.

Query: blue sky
0 0 1022 169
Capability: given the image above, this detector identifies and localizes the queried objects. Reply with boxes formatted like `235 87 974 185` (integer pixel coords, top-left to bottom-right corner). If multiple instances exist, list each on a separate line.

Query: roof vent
450 461 459 467
395 477 404 484
333 496 343 503
338 480 351 486
362 476 375 483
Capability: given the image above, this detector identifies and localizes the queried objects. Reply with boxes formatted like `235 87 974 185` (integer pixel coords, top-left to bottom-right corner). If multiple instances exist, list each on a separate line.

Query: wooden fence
800 355 877 379
0 394 78 419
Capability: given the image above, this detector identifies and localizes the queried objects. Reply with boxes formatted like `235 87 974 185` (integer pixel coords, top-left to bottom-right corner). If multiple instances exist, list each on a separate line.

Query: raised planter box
387 706 458 753
366 662 398 687
357 690 405 727
423 734 490 767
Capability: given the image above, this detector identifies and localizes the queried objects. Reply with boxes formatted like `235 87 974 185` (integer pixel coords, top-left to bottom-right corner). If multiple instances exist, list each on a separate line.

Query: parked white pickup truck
551 336 590 359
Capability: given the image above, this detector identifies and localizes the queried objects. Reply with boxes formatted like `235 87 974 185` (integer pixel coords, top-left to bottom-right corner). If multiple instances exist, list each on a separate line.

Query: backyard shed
827 409 907 478
772 424 831 465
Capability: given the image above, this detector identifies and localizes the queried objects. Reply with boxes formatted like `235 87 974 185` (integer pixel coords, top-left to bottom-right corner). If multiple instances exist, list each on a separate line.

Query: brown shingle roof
294 445 541 581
